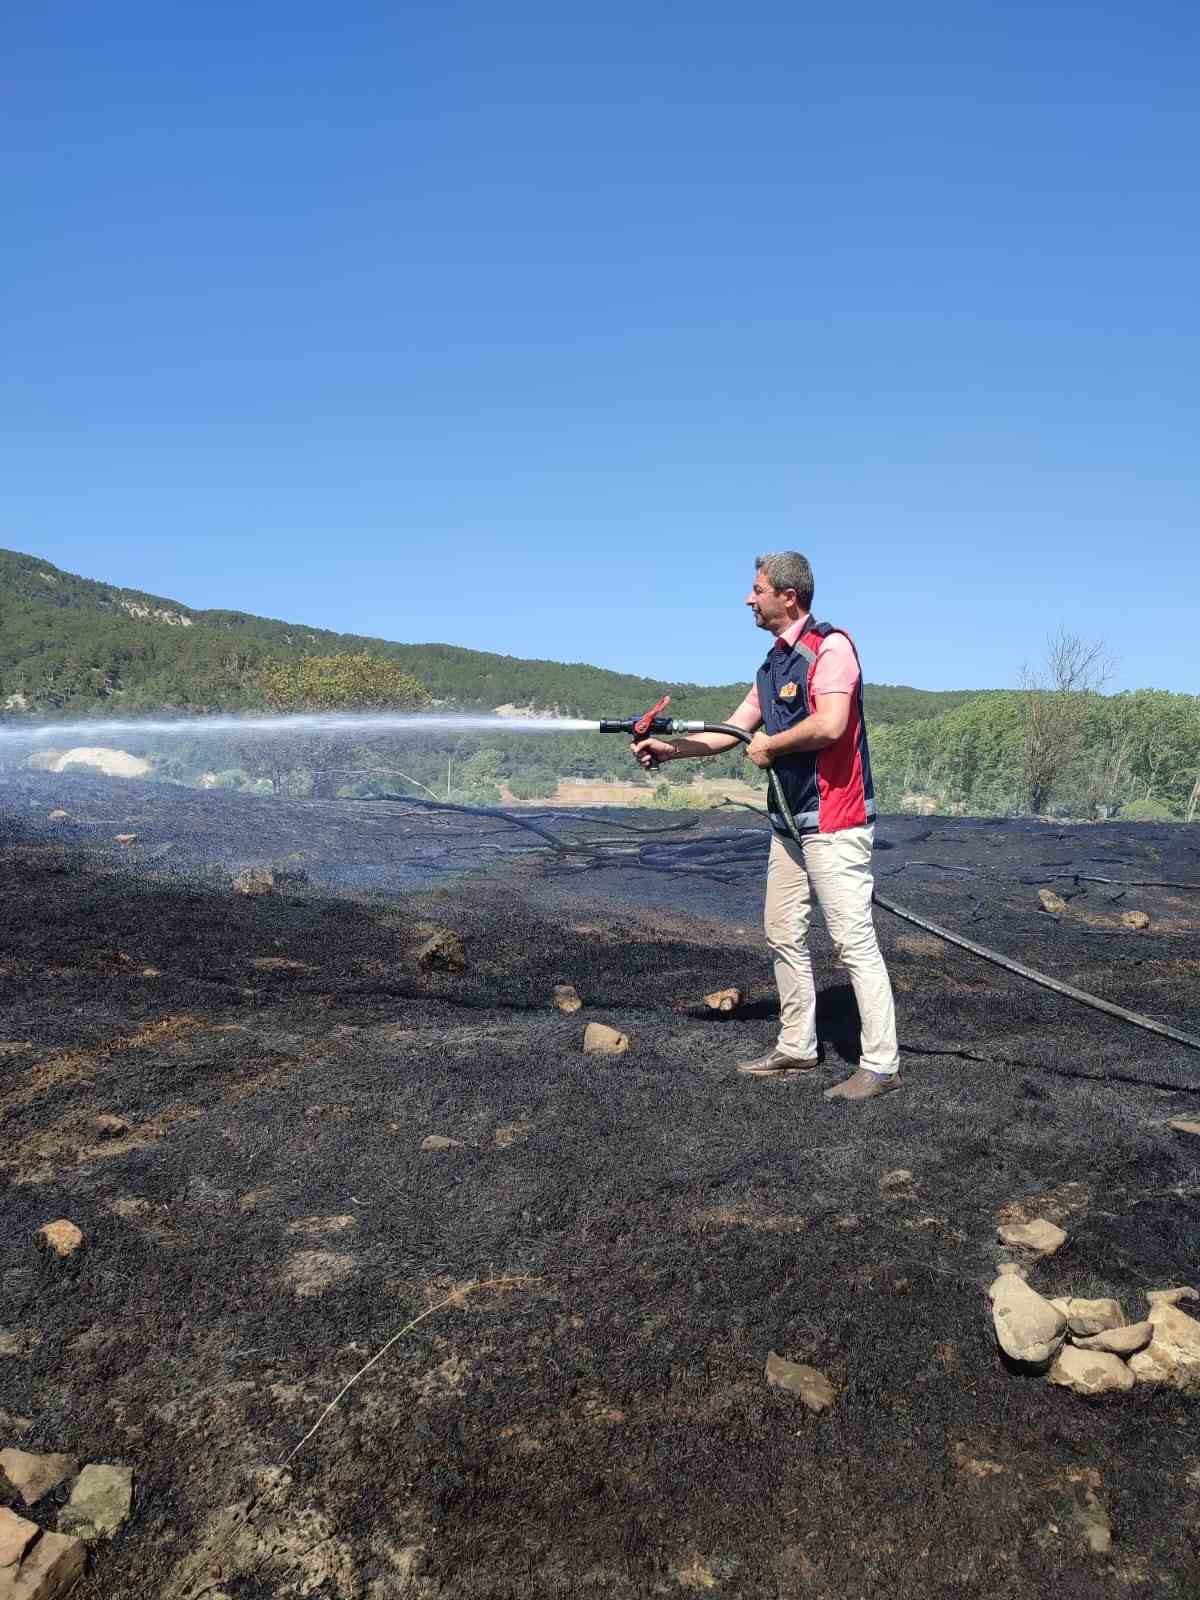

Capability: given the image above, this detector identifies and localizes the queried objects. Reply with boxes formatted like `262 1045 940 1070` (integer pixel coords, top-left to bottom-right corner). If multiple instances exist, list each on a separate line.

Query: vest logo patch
779 681 798 700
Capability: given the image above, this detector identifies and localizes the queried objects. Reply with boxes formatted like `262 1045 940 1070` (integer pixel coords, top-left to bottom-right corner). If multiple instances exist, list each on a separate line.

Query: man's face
746 570 797 634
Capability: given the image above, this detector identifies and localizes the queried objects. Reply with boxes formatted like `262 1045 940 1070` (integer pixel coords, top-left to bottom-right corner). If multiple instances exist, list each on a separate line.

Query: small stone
583 1023 630 1058
764 1352 836 1412
552 984 583 1014
1128 1298 1200 1391
1075 1321 1153 1357
997 1218 1067 1256
1048 1345 1135 1395
232 866 276 896
420 1135 464 1152
36 1220 83 1259
0 1450 78 1507
1 1527 87 1597
47 809 70 823
1120 910 1151 930
1038 888 1068 915
140 967 161 978
415 930 466 973
1064 1298 1125 1337
880 1169 913 1190
1146 1286 1198 1308
989 1274 1067 1368
94 1114 131 1140
58 1463 133 1541
703 987 744 1014
0 1507 38 1568
113 834 138 847
1169 1119 1200 1139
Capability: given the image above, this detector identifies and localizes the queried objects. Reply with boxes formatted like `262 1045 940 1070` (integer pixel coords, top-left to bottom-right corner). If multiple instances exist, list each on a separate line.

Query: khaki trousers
763 824 900 1074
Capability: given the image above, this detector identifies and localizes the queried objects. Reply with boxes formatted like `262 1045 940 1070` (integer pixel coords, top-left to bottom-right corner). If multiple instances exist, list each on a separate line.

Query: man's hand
746 731 775 769
632 738 675 771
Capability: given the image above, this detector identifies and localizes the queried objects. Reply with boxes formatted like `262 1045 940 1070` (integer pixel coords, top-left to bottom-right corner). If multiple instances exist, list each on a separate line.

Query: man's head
747 551 814 635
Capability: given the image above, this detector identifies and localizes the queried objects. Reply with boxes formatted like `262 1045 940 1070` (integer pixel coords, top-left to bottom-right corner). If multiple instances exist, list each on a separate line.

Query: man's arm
745 694 850 768
631 698 760 769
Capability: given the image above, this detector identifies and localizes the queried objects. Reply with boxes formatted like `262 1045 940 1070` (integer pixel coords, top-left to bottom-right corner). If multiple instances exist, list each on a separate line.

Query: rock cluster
0 1449 132 1598
989 1252 1200 1395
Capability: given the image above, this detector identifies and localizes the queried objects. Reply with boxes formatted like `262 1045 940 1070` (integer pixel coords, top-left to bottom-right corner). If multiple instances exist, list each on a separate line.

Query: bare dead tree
1019 629 1111 815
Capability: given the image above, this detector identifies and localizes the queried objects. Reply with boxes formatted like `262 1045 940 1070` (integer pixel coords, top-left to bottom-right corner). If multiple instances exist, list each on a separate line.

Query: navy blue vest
756 620 876 836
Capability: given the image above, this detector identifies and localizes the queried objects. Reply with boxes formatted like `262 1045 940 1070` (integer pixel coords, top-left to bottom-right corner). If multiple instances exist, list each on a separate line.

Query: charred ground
1 771 1198 1599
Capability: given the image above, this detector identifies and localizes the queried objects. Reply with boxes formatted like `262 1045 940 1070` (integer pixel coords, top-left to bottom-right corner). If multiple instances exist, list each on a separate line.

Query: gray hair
755 551 814 610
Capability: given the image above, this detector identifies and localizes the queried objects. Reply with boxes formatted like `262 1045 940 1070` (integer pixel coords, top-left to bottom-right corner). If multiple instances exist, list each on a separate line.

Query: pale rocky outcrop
47 747 151 779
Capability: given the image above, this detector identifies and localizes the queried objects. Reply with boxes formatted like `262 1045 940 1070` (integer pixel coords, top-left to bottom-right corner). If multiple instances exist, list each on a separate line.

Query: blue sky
5 0 1198 693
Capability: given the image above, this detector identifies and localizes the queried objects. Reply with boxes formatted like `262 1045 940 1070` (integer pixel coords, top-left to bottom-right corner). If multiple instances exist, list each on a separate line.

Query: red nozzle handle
633 694 671 738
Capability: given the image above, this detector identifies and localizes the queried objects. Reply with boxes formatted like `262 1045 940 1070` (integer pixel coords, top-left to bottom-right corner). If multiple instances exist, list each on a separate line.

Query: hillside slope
0 549 975 724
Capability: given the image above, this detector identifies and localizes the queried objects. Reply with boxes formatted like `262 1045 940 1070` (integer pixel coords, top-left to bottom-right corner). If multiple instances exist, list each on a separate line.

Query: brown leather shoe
823 1068 903 1101
737 1049 819 1078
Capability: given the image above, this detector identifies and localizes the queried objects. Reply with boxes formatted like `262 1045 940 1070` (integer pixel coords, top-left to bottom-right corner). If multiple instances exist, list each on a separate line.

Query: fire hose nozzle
597 716 675 736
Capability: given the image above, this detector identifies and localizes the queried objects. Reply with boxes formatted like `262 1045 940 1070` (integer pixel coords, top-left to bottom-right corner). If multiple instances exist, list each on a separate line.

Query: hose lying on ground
354 750 1200 1056
871 888 1200 1054
699 724 1200 1057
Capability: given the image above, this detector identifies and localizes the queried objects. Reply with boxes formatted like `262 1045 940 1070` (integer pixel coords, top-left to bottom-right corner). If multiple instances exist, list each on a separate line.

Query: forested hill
0 548 974 724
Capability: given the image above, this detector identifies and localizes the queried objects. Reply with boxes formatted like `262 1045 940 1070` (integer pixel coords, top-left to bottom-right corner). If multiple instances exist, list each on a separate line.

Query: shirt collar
775 612 811 650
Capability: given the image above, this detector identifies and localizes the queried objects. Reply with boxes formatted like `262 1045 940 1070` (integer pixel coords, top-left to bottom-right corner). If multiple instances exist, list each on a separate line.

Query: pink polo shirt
734 614 860 725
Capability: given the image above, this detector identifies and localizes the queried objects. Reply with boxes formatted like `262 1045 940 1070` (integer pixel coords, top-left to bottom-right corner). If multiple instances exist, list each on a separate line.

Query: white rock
1145 1285 1198 1308
1074 1321 1153 1357
58 1463 133 1540
997 1218 1068 1255
1064 1298 1125 1337
1128 1299 1200 1391
990 1274 1068 1368
1049 1345 1135 1395
583 1023 629 1058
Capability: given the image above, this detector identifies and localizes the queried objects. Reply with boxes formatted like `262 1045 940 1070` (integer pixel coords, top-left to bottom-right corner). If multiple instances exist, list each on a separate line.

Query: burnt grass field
1 770 1199 1599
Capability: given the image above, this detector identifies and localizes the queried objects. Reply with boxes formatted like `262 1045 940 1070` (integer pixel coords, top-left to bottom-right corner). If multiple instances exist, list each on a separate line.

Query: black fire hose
598 711 1200 1055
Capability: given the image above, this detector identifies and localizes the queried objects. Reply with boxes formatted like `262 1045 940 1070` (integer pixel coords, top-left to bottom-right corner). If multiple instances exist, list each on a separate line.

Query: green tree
250 652 429 796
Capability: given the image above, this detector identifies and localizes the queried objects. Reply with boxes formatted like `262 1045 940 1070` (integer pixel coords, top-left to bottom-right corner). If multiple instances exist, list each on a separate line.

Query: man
632 552 901 1102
